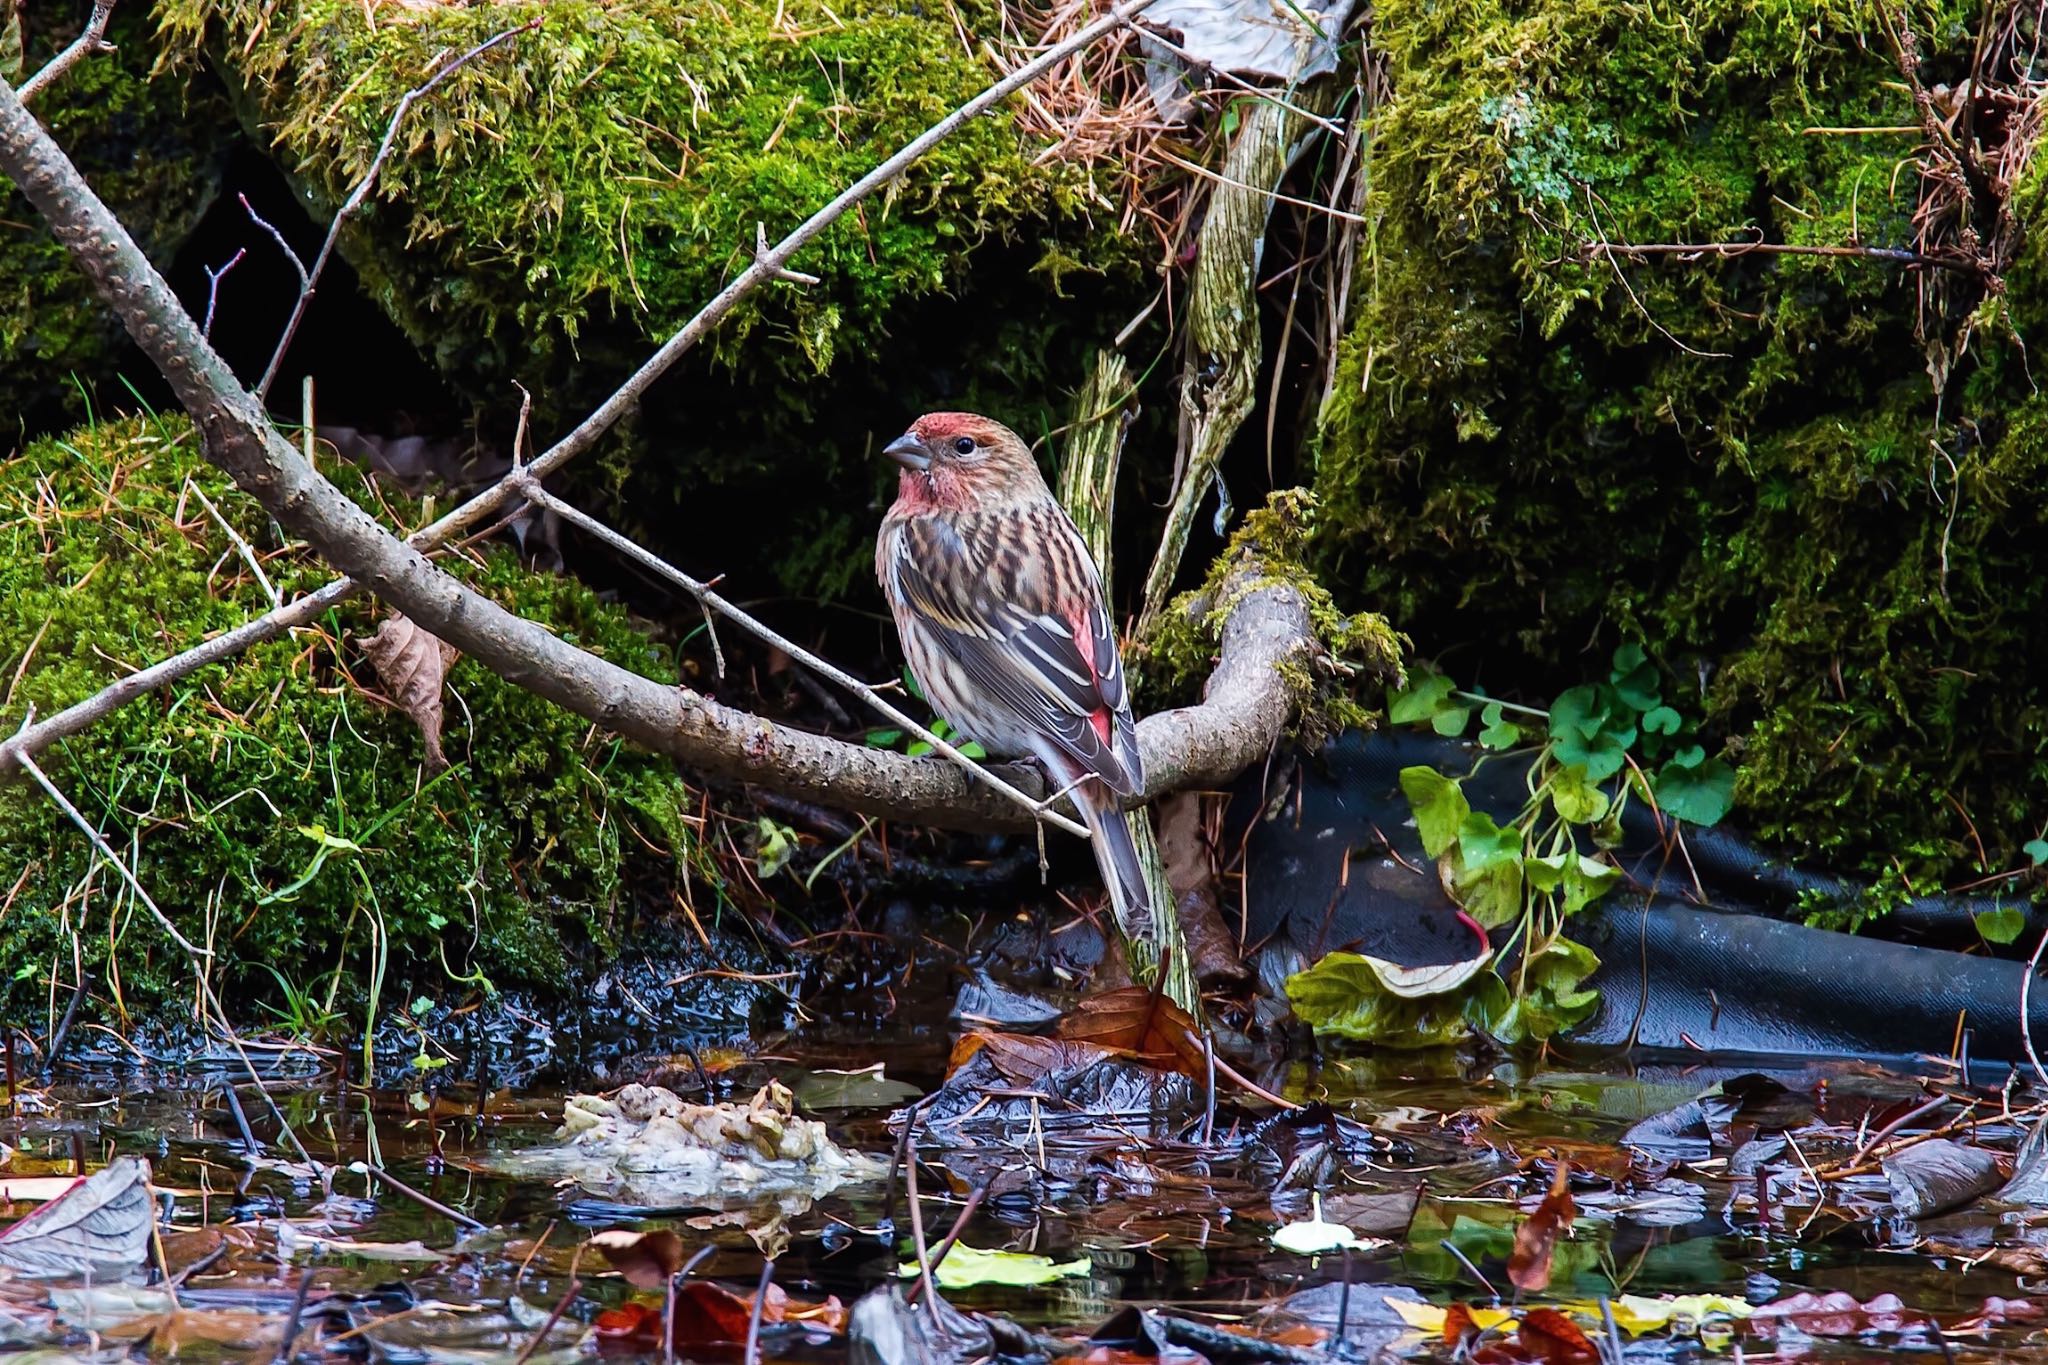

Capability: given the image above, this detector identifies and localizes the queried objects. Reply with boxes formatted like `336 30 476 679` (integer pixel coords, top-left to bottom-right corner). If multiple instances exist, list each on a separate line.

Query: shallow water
5 1033 2048 1362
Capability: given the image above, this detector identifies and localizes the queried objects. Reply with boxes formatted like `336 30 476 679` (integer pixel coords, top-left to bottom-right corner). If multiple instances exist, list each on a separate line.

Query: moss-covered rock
1313 0 2048 893
3 6 231 437
153 0 1151 597
1141 488 1405 744
0 415 707 1020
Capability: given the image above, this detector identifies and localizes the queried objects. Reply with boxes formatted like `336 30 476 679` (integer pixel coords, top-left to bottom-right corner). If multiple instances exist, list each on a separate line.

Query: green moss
150 0 1148 600
0 415 710 1019
153 0 1126 392
3 7 231 436
1141 489 1405 744
1313 0 2048 891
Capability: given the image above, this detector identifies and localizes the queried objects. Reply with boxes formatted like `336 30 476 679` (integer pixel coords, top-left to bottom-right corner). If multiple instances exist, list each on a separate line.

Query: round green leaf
1654 756 1735 826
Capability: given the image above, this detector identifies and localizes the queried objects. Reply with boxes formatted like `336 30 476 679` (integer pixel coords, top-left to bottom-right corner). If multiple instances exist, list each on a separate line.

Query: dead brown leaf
1054 985 1208 1078
589 1228 686 1289
1518 1308 1598 1364
948 1031 1118 1084
1507 1160 1576 1295
360 612 461 770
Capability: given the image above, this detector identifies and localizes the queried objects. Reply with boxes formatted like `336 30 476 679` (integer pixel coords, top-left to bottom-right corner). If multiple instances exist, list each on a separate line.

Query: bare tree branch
15 0 114 106
505 470 1090 839
0 0 1315 839
0 0 1163 775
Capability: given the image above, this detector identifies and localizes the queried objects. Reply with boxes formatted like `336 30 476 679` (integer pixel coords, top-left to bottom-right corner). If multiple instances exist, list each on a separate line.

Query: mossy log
1140 78 1338 629
1056 348 1198 1012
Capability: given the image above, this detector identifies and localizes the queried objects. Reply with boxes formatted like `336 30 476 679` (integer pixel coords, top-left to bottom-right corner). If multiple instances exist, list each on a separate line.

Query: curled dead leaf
359 612 461 770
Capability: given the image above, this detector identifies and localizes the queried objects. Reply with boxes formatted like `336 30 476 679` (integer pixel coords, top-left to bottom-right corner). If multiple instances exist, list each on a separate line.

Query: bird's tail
1076 783 1155 946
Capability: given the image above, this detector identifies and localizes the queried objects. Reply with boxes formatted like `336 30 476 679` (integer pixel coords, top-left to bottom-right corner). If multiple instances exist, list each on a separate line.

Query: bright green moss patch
1313 0 2048 893
156 0 1122 395
3 6 230 435
0 415 708 1019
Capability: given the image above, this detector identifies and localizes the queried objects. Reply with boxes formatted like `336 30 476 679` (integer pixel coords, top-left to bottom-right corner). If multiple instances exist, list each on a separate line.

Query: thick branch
0 0 1160 773
0 17 1310 835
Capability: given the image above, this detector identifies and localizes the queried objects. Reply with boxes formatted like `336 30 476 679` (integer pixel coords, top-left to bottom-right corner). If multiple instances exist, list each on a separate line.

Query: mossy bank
1314 0 2048 903
0 416 708 1023
155 0 1156 599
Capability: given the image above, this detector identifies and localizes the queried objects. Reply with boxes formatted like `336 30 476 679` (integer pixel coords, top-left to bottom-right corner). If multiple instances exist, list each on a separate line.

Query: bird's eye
953 437 976 455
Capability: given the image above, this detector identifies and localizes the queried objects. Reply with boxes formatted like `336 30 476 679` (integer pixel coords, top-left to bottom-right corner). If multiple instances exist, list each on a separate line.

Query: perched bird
876 412 1151 931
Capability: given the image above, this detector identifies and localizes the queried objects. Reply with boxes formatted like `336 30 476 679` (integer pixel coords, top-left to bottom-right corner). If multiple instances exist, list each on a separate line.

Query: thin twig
16 0 115 106
0 0 1163 777
273 1268 316 1365
201 250 246 341
506 473 1089 838
359 1163 487 1231
904 1182 987 1305
254 18 543 401
1581 239 1988 275
743 1260 774 1365
239 193 309 291
904 1133 941 1333
2023 923 2048 1093
511 1276 581 1365
189 481 282 607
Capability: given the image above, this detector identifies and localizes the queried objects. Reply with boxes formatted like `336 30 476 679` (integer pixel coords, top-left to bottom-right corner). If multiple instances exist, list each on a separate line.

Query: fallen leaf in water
1271 1193 1385 1254
848 1282 991 1364
1507 1160 1575 1294
1519 1307 1598 1364
1882 1139 2003 1218
274 1221 450 1262
1054 985 1207 1077
360 611 461 771
594 1280 846 1349
947 1031 1117 1082
48 1285 280 1348
897 1245 1092 1289
1609 1293 1752 1333
588 1227 686 1289
0 1157 154 1276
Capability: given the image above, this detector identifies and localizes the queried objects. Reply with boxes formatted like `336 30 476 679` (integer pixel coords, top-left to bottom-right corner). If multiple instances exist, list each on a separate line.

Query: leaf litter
11 994 2048 1362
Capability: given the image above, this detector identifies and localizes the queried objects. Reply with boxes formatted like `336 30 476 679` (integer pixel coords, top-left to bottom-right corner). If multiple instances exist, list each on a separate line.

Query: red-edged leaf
1054 985 1207 1077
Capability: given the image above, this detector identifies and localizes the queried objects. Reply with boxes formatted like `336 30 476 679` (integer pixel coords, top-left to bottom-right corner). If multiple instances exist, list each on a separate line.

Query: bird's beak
884 433 930 472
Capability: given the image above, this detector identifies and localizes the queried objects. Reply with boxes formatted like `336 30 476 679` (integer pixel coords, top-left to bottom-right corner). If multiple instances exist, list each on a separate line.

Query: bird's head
883 412 1046 512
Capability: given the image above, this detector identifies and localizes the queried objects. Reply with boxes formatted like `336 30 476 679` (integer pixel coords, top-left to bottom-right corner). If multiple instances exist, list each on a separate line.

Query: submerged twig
512 1274 582 1365
359 1163 486 1231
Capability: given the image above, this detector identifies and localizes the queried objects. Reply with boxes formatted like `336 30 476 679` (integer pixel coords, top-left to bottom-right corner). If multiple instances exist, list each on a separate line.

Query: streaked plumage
876 412 1150 931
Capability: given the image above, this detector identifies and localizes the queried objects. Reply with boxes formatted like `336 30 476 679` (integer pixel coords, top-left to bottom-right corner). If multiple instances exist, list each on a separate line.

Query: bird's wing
890 505 1142 797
